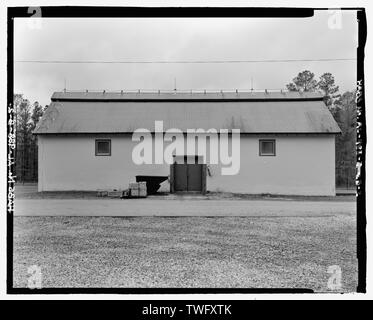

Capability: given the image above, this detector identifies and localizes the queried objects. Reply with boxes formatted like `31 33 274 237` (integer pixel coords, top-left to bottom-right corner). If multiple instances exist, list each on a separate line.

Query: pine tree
317 73 340 107
16 98 32 182
286 70 318 92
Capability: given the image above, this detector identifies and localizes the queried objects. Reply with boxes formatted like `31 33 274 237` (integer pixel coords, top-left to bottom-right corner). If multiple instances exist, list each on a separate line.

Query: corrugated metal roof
35 92 341 134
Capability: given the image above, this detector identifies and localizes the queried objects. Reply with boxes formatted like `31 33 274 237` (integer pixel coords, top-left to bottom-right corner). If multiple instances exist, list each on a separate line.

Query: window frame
95 139 111 156
259 139 276 156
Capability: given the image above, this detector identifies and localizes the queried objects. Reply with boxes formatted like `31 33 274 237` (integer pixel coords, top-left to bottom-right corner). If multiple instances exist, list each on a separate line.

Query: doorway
171 156 206 194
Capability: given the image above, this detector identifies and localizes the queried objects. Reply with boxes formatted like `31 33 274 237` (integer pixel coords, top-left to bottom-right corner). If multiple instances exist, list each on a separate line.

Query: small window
259 139 276 156
95 139 111 156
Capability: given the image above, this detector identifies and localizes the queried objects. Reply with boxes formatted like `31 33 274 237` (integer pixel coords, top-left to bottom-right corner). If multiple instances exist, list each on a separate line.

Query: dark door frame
170 156 206 194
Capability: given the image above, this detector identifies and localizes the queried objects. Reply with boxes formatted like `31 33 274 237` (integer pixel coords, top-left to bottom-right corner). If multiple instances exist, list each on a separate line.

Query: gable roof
34 91 341 134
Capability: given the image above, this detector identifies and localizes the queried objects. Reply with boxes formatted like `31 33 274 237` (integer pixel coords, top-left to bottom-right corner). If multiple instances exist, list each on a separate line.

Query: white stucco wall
38 134 336 195
207 135 336 195
38 134 170 192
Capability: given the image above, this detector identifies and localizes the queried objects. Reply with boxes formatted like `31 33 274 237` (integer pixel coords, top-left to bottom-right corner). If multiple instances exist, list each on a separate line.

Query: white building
34 91 340 196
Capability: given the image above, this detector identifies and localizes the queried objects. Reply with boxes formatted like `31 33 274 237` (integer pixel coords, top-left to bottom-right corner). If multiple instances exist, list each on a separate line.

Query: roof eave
33 131 341 135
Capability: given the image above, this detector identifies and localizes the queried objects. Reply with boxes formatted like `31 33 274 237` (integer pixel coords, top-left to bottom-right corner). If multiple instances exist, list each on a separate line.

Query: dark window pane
260 140 275 155
96 140 111 155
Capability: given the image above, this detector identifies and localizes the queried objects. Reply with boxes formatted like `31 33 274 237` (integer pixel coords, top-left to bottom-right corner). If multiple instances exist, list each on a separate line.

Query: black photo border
6 6 367 295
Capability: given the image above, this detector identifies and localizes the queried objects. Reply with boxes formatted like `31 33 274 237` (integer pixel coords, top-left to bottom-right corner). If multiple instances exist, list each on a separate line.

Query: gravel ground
13 214 357 291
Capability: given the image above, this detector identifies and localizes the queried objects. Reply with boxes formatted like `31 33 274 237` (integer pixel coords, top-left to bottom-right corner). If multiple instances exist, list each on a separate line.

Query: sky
14 10 358 107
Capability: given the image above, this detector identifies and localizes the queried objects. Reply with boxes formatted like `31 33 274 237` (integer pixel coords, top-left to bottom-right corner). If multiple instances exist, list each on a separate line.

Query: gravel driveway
13 214 357 291
13 188 357 291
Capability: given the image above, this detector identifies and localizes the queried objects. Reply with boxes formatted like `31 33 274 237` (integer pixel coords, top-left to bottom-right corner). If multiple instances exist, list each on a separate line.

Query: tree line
12 94 46 182
13 72 357 188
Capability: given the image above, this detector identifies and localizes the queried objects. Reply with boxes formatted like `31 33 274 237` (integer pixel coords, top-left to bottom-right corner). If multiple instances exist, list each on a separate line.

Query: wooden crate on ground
129 182 139 189
131 189 139 197
129 182 147 197
139 182 147 197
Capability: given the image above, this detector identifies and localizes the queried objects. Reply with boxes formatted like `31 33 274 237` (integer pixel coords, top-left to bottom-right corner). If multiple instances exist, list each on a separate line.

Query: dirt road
14 198 356 217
